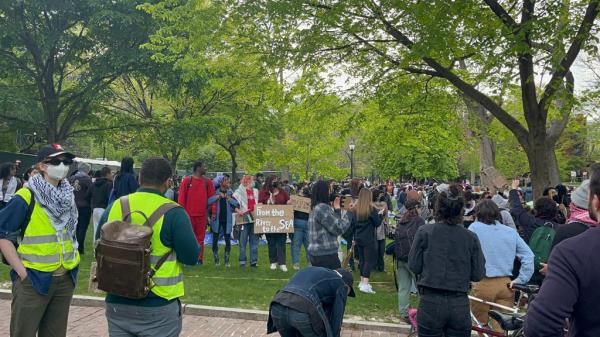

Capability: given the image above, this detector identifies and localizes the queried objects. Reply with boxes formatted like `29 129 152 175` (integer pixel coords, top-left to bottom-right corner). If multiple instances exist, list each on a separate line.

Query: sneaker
270 263 277 270
250 263 258 268
279 265 288 272
293 264 300 271
359 283 376 294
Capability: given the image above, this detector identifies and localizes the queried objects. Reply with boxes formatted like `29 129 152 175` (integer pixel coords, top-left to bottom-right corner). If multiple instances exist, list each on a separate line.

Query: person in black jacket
510 182 561 243
409 183 485 337
69 162 93 255
394 198 424 323
90 166 112 247
349 188 384 294
267 267 355 337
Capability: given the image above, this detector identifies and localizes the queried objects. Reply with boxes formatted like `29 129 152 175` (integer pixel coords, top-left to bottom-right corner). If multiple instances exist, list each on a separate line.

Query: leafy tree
140 0 286 183
360 78 463 180
239 0 600 197
268 76 353 180
0 0 155 143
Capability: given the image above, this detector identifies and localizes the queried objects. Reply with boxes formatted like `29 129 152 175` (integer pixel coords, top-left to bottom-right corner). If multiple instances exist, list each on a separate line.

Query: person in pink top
178 161 215 264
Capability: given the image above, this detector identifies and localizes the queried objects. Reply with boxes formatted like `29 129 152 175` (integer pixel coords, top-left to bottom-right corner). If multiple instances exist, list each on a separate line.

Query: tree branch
538 0 600 113
547 71 575 143
483 0 519 32
370 8 530 144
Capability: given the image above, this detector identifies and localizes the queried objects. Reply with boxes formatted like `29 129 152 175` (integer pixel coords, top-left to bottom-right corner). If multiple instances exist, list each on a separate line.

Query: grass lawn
0 229 404 323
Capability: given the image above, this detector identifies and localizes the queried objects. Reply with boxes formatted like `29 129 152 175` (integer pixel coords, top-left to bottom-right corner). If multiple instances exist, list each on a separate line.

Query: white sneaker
359 283 376 294
279 265 288 272
270 263 277 270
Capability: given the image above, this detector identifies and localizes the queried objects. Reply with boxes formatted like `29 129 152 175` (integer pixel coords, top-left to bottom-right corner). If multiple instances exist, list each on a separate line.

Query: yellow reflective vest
106 192 184 300
15 188 80 272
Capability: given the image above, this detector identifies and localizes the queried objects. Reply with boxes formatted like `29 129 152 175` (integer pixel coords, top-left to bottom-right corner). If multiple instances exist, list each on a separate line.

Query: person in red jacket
178 161 215 264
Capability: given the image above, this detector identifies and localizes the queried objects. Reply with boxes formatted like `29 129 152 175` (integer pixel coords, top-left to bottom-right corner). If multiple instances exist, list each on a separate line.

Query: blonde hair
354 188 373 221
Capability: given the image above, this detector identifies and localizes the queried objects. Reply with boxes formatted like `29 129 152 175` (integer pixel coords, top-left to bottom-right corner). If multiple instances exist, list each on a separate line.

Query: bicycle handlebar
509 283 540 294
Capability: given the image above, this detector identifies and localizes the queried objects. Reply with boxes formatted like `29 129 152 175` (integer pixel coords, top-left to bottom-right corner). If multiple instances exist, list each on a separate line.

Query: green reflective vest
107 192 184 300
15 188 80 272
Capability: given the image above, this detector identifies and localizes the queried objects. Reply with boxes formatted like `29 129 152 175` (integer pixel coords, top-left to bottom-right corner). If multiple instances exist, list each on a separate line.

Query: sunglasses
44 158 74 166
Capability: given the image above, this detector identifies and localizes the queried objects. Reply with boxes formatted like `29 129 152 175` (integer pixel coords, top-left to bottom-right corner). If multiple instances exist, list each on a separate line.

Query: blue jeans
238 222 259 265
291 220 309 265
270 303 321 337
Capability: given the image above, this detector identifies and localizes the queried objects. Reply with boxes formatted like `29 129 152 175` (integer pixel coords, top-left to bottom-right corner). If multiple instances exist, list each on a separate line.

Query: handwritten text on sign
290 195 311 213
253 205 294 234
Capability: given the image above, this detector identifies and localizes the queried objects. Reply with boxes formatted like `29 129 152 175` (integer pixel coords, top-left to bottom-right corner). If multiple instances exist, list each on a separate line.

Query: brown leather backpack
95 196 179 299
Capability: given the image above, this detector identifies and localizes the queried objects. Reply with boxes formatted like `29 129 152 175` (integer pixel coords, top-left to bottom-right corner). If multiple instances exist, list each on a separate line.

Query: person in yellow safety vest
0 144 80 337
96 157 200 337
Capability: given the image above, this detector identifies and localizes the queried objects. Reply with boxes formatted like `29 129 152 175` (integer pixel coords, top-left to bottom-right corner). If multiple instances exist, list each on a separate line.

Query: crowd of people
0 144 597 337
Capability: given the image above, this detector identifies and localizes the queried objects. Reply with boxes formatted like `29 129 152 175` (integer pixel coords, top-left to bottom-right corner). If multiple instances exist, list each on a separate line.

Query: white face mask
46 163 70 181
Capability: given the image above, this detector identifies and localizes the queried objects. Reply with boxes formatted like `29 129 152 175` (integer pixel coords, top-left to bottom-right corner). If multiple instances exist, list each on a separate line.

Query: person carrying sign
259 176 290 272
291 187 311 270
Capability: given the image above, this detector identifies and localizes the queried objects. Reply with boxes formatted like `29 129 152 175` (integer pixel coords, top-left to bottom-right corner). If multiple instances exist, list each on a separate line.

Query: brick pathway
0 299 406 337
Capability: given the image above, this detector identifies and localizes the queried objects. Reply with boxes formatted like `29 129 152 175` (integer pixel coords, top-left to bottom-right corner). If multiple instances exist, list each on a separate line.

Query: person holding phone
308 180 351 270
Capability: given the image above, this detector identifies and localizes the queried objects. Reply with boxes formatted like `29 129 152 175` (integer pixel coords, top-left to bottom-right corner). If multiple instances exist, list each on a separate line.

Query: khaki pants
470 276 513 333
11 274 75 337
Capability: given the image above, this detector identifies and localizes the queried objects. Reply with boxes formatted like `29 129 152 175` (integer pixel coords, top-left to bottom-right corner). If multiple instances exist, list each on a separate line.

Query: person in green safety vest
0 144 80 337
97 157 200 337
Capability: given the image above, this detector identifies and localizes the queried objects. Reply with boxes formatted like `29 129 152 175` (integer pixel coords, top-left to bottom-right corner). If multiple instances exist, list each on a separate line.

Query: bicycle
470 283 539 337
406 283 539 337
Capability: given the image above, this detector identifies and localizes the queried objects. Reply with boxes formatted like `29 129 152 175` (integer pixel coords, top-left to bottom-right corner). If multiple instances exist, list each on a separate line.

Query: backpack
1 188 36 265
394 217 422 262
95 196 179 299
528 222 556 272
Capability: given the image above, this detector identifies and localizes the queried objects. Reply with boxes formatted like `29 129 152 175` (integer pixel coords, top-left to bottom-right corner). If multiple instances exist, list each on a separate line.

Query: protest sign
235 213 253 225
482 167 507 189
290 195 311 213
253 204 294 234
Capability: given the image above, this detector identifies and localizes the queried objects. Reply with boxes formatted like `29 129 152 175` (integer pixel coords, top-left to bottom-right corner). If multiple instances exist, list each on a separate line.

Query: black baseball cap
36 144 76 163
335 268 356 297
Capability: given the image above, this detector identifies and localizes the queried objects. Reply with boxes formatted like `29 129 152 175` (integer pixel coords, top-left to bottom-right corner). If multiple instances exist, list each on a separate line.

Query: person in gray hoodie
491 193 516 229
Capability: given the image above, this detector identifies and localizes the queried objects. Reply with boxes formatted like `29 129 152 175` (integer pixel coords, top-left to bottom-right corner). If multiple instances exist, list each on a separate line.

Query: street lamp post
349 142 355 179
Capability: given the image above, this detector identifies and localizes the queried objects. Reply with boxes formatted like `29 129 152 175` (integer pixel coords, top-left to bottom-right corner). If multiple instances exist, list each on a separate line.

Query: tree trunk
460 93 498 190
479 132 497 191
525 142 561 199
229 147 238 186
